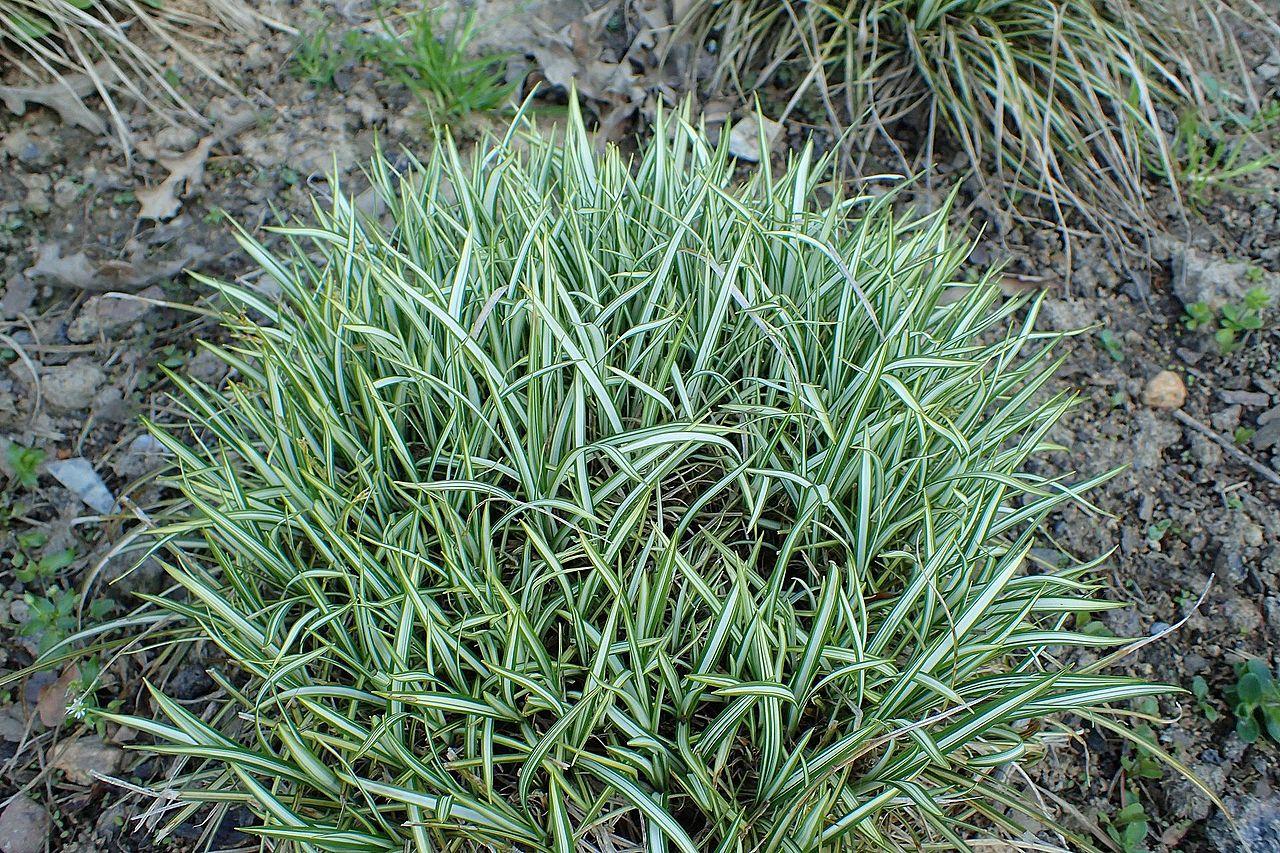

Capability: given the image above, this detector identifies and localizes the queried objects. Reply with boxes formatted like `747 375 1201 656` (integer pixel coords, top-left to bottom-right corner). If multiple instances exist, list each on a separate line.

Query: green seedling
1076 610 1115 640
1096 328 1125 362
20 589 111 657
1229 658 1280 743
11 531 76 584
1120 697 1165 781
1145 518 1174 544
21 588 72 655
1191 675 1220 722
1103 791 1151 853
1185 287 1271 353
1183 301 1214 331
6 443 44 489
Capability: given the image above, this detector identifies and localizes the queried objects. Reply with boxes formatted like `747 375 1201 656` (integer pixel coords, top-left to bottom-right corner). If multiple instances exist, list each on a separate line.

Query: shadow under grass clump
84 104 1173 849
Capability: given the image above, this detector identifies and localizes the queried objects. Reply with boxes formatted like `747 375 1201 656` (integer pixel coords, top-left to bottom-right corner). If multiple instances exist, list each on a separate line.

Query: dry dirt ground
0 1 1278 851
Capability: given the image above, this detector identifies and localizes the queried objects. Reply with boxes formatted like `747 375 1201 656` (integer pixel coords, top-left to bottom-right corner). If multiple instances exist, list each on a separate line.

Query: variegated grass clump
684 0 1276 239
0 0 256 136
93 106 1169 850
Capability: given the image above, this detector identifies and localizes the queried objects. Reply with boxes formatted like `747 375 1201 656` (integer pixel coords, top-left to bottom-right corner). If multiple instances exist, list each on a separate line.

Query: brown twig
1172 408 1280 487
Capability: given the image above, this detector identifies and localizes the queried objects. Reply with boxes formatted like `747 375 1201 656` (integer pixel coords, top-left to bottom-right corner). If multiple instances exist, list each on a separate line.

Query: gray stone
113 433 172 479
0 796 49 853
0 275 34 318
50 736 124 785
40 358 105 411
1219 389 1271 408
66 286 161 342
1171 248 1280 310
1253 420 1280 452
1132 410 1182 470
1207 795 1280 852
46 457 116 514
727 115 783 163
1039 297 1098 331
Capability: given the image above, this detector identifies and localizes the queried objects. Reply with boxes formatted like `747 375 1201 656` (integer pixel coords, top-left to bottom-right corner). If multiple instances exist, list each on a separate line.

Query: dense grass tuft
685 0 1276 238
90 106 1167 850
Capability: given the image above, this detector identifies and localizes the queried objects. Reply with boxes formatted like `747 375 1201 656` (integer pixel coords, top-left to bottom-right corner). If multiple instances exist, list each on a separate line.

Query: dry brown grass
681 0 1279 247
0 0 267 141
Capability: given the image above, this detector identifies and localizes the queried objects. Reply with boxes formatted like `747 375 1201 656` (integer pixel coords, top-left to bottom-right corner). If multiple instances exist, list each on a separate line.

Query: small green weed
1191 675 1220 722
12 531 76 584
290 9 512 124
365 10 512 124
6 442 44 489
289 22 355 87
19 590 111 656
1229 659 1280 743
1075 610 1116 639
1169 101 1280 208
21 588 77 655
1182 301 1215 331
1182 287 1271 353
1145 518 1176 545
1096 328 1125 362
1103 791 1151 853
1120 697 1165 781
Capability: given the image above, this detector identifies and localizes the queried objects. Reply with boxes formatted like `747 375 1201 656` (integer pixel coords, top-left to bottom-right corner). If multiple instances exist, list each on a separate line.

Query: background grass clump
290 7 513 126
0 0 254 135
90 106 1170 850
685 0 1276 237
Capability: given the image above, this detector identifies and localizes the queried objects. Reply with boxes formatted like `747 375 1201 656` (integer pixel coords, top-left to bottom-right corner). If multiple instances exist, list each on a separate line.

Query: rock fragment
50 737 124 785
0 796 49 853
1172 248 1280 309
41 358 105 412
47 458 117 514
1142 370 1186 410
66 286 161 342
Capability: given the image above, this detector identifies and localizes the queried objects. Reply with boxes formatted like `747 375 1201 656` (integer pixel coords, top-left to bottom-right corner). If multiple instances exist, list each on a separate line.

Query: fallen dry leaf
36 666 80 728
460 0 703 144
0 74 105 133
136 136 215 220
25 243 208 292
530 18 647 143
727 114 783 163
136 111 258 221
24 245 96 290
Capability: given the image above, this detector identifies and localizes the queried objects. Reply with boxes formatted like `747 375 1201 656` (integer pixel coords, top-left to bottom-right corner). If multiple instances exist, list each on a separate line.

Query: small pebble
1143 370 1186 410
